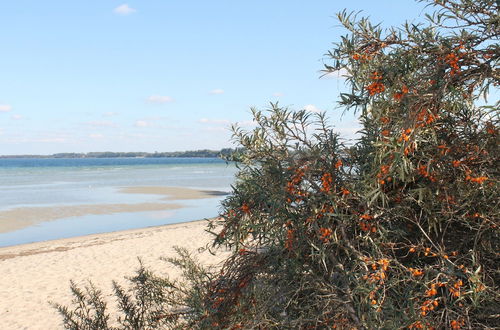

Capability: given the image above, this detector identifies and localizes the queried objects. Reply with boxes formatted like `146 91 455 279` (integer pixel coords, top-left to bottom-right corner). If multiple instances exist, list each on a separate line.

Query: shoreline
0 218 205 258
0 218 229 330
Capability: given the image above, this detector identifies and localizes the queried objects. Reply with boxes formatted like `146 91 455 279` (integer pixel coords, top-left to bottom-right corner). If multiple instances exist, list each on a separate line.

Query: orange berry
241 203 250 214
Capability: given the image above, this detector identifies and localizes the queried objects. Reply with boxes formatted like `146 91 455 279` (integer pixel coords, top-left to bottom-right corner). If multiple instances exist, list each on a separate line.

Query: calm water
0 157 237 247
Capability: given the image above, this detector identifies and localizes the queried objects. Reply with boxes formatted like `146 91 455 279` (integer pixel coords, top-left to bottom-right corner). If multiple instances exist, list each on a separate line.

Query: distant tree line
0 148 240 159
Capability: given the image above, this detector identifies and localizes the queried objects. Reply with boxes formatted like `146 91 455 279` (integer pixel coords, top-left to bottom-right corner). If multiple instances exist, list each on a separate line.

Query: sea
0 157 237 247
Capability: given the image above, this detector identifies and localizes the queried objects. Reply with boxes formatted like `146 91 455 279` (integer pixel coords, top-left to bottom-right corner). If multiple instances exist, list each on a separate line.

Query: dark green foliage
52 281 111 330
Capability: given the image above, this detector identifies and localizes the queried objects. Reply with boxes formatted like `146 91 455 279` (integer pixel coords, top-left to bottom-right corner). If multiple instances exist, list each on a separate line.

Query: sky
0 1 431 155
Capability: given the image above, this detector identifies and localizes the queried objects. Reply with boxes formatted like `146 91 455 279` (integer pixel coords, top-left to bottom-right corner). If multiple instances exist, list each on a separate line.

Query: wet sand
119 186 228 200
0 186 227 233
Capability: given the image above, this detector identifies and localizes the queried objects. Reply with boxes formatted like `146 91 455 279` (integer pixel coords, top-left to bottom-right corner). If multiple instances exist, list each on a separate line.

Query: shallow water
0 157 237 246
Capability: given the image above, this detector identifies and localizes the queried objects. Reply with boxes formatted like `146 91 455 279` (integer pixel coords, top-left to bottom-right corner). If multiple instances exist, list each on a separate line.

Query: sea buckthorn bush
57 0 498 328
203 1 499 328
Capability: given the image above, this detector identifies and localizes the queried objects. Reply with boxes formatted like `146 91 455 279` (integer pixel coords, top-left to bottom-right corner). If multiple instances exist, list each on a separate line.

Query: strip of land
119 186 228 200
0 219 228 330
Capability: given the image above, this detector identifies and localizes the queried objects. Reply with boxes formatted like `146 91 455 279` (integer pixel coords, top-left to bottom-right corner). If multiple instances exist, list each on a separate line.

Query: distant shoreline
0 148 237 159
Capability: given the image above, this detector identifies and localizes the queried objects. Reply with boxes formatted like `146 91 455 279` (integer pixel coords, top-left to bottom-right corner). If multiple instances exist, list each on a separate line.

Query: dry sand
0 186 227 233
0 219 229 330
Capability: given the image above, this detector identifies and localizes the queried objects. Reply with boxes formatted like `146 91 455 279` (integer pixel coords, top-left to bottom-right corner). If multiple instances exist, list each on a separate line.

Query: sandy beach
0 219 229 330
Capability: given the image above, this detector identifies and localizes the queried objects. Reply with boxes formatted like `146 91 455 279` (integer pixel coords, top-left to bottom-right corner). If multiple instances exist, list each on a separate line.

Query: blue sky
0 1 429 154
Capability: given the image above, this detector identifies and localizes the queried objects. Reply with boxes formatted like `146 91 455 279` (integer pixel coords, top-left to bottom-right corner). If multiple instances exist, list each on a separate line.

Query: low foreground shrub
56 0 498 328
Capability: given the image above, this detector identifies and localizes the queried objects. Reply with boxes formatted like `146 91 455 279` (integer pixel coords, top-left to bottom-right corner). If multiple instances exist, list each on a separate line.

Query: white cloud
335 126 360 135
199 118 230 125
209 89 225 95
303 104 323 113
146 95 174 104
103 112 118 117
135 120 149 127
273 92 284 97
322 68 350 79
89 133 104 139
11 114 23 120
113 4 136 15
0 104 12 112
236 120 258 128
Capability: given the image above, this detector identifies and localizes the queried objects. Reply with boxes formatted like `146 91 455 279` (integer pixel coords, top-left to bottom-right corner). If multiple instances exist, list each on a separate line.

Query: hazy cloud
121 132 147 139
199 118 230 125
0 104 12 112
147 95 174 104
85 121 117 128
11 114 23 120
273 92 284 97
141 115 169 121
114 4 136 15
303 104 323 113
89 133 104 139
199 118 233 133
135 120 149 127
209 89 225 95
202 126 227 132
37 137 67 143
102 112 119 117
199 118 256 128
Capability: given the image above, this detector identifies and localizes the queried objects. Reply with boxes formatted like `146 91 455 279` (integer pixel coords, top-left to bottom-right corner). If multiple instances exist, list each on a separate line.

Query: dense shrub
57 0 498 328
